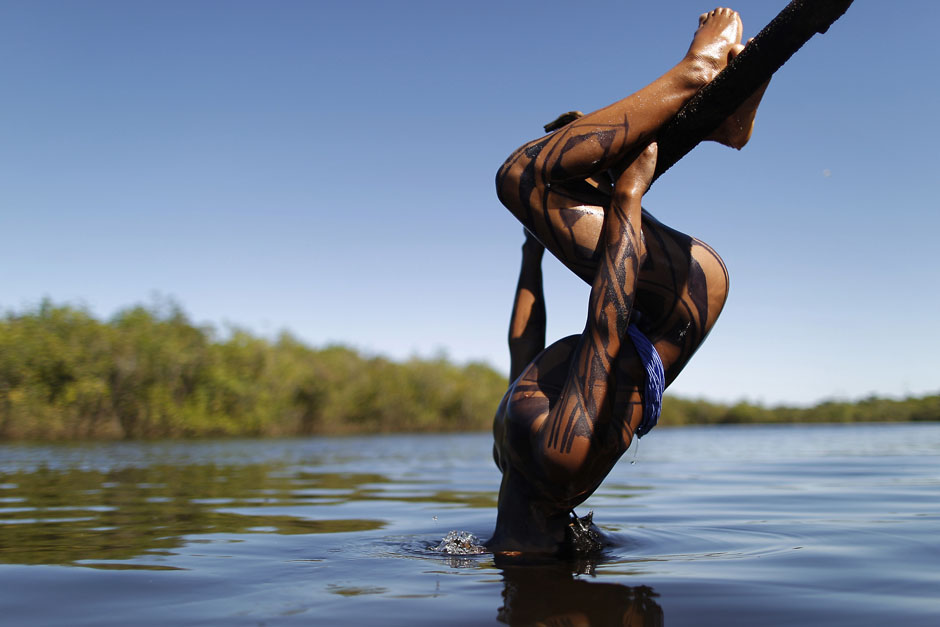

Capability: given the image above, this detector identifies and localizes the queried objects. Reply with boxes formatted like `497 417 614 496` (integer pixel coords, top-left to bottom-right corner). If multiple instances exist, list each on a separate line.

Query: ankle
678 53 720 90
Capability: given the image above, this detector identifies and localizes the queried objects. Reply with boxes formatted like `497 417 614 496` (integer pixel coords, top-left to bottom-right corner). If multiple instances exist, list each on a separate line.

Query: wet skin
488 8 765 555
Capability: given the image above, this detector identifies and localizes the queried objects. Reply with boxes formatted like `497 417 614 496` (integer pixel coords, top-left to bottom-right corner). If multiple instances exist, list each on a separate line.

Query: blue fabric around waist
626 324 664 438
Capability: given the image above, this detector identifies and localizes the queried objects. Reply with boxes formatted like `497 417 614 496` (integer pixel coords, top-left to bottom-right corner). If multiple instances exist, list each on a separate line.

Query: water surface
1 423 938 625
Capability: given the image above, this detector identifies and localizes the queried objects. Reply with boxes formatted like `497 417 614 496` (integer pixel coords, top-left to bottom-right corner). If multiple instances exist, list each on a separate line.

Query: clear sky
1 1 937 406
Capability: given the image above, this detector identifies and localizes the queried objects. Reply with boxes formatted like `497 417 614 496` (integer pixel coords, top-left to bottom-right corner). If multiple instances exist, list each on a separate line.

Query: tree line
0 301 936 440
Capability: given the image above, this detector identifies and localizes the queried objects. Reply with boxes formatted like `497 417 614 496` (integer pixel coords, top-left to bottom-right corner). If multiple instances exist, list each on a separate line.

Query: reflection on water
498 563 663 626
0 464 391 567
0 425 938 626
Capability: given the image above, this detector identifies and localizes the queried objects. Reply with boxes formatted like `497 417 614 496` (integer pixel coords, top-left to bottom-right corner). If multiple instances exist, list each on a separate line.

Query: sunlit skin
488 8 766 555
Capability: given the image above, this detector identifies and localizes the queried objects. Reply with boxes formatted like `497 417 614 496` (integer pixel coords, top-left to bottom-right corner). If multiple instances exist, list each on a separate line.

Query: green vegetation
0 462 404 567
0 300 504 439
661 394 940 426
0 301 936 440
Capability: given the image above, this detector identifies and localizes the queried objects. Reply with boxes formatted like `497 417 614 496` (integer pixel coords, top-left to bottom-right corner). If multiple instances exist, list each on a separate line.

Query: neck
486 469 570 555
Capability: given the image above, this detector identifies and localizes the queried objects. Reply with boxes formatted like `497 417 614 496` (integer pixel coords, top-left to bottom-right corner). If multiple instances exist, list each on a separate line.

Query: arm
508 230 546 383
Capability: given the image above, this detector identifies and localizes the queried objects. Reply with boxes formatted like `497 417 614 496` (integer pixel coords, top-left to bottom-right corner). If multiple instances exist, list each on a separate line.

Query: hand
615 142 658 199
522 228 545 258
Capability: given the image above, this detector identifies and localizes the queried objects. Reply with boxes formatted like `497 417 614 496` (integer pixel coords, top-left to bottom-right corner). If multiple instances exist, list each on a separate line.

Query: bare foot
683 8 744 85
707 39 771 149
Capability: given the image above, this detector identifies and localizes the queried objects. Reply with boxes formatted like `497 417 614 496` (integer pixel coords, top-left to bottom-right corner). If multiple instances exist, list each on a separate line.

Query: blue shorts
626 324 664 438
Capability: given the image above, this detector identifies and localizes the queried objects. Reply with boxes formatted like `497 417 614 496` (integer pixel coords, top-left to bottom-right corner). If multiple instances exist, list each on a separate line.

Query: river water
1 423 938 625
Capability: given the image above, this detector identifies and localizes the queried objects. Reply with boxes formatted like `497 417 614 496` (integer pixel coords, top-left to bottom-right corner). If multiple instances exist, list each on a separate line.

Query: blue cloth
626 324 664 438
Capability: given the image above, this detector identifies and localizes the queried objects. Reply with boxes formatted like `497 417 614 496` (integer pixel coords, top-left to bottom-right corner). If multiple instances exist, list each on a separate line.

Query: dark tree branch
651 0 855 185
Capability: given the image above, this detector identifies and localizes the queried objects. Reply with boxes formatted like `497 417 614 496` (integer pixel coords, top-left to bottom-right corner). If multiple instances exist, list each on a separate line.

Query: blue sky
1 1 937 405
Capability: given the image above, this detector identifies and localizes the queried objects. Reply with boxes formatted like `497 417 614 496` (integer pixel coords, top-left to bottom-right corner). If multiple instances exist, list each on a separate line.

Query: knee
691 240 730 318
496 139 548 212
495 153 523 210
495 155 510 192
706 248 730 309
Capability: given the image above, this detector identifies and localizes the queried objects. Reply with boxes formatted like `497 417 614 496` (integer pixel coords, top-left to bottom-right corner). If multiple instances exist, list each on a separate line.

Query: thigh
507 196 730 383
634 211 730 384
497 139 612 284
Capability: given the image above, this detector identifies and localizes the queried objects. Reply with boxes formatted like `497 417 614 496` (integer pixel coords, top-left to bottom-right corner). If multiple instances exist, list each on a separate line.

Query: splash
430 530 487 555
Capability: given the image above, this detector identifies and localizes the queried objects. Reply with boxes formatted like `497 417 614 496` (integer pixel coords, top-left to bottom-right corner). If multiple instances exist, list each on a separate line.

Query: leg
495 9 744 279
536 144 658 494
634 212 730 385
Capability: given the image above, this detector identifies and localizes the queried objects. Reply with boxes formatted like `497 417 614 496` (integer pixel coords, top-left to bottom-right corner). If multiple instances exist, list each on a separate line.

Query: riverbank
2 301 937 440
